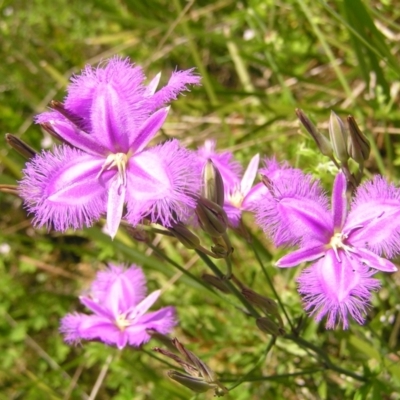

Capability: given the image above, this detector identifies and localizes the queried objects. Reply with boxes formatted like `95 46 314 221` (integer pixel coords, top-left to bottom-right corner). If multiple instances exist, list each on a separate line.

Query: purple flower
224 154 267 227
19 57 201 238
60 264 176 349
255 161 398 328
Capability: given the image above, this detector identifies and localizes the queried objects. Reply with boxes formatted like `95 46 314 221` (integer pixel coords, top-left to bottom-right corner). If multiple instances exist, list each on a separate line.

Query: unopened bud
40 122 64 143
169 223 201 249
50 100 86 131
347 115 370 164
242 288 279 316
329 111 349 163
167 371 213 393
202 274 231 293
202 160 225 207
195 197 228 237
256 317 285 336
5 134 37 160
296 109 332 157
124 225 148 242
0 184 19 196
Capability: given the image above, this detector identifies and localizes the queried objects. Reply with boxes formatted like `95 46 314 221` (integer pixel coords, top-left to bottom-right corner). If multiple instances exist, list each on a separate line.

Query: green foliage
1 0 400 398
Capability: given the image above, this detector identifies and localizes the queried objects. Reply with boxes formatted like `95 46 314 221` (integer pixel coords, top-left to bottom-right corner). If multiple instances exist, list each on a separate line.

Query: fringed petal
125 140 201 227
297 250 380 329
145 68 201 113
347 175 400 257
19 146 110 231
91 264 147 306
255 159 331 246
64 57 147 133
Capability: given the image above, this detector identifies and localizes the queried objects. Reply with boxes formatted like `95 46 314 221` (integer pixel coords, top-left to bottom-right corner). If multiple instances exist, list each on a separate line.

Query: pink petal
355 247 398 272
130 290 161 319
240 154 260 195
106 179 126 239
130 107 170 152
45 117 107 156
332 172 347 230
276 245 326 268
297 250 380 329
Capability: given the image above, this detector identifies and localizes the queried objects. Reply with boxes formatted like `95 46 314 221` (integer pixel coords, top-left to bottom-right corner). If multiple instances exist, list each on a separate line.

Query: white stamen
115 314 131 331
97 153 129 186
329 231 356 262
227 188 244 208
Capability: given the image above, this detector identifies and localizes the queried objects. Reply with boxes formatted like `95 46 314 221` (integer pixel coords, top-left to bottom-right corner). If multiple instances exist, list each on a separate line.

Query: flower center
329 231 354 262
115 313 131 331
227 189 244 208
97 153 129 186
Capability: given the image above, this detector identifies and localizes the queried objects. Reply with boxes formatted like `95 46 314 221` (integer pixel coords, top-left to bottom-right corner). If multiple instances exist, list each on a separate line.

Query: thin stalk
250 242 294 332
285 334 367 382
222 367 323 383
196 250 260 318
146 242 217 295
227 337 276 390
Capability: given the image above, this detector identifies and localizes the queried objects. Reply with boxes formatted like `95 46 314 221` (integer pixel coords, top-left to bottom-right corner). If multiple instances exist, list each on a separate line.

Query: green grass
1 0 400 398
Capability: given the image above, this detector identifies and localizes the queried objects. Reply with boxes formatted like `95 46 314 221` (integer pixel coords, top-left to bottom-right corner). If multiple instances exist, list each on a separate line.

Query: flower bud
5 133 37 160
195 197 228 237
296 109 333 157
155 338 228 396
256 317 285 336
242 288 279 316
50 100 86 131
167 371 214 393
202 274 231 293
347 115 370 164
124 225 149 242
0 184 19 196
169 223 201 249
329 111 349 163
202 159 225 207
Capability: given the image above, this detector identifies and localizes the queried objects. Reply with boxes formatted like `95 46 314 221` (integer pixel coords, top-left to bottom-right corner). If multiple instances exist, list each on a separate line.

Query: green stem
285 335 367 382
196 250 260 318
227 337 276 390
250 242 294 332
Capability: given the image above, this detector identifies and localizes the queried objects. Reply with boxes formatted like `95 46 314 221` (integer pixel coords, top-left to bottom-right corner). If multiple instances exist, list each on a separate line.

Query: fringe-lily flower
60 264 176 349
20 57 201 238
256 160 398 328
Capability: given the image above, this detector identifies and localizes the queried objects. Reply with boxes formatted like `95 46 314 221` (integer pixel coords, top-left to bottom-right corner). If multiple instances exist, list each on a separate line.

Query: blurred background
1 0 400 398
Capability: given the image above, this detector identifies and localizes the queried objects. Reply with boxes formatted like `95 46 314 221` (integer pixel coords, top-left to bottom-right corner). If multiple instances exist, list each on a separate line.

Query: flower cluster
254 159 399 328
60 264 176 349
15 56 400 334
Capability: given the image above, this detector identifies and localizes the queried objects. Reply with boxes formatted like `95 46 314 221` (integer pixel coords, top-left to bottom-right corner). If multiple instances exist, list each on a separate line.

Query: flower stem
196 250 260 318
250 240 295 332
